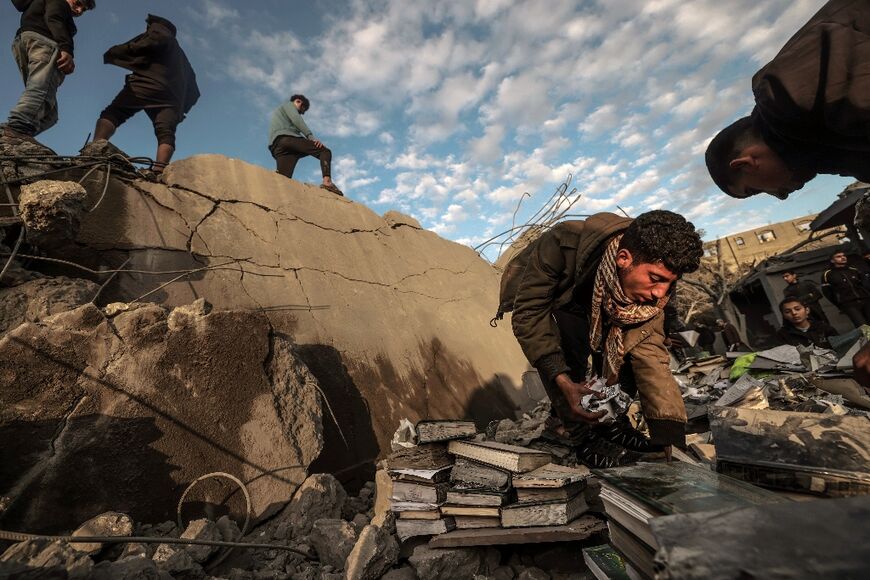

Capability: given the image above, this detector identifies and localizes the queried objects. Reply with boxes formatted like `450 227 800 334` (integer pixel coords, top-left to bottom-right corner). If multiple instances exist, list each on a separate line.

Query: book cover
450 457 512 491
501 494 588 528
448 439 552 473
582 545 631 580
592 462 784 517
416 420 477 443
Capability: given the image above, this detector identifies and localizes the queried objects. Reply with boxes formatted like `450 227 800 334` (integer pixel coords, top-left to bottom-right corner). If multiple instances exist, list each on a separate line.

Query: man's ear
729 155 756 173
615 248 633 269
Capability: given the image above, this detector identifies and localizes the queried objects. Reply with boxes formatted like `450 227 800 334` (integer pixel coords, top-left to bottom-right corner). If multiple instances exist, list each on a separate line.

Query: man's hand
57 51 75 74
311 139 324 149
554 373 606 423
853 343 870 389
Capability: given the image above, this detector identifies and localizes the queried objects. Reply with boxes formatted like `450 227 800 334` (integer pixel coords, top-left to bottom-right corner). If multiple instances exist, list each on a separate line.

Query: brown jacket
510 213 687 442
752 0 870 180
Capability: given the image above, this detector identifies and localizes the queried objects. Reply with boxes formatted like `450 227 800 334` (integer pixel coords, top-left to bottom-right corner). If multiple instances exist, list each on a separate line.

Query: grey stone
343 524 399 580
408 544 484 580
181 518 222 563
516 568 550 580
154 546 203 577
281 474 347 538
491 566 515 580
310 518 357 570
18 180 88 248
0 539 94 579
217 515 243 542
92 556 168 579
71 511 133 555
350 513 370 535
120 543 149 560
381 565 419 580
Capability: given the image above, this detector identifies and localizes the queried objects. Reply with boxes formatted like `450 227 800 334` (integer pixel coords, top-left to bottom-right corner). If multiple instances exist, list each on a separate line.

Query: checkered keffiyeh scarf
590 234 669 380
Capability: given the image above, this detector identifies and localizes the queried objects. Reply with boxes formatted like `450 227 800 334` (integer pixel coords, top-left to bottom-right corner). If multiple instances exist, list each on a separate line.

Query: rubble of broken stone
674 338 870 424
0 472 587 580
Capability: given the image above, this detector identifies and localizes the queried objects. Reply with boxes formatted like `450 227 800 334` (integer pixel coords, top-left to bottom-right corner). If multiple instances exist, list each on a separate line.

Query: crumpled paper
581 378 631 423
390 418 417 451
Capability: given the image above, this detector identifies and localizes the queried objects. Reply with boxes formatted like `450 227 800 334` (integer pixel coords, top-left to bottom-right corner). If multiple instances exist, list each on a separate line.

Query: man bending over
508 211 703 467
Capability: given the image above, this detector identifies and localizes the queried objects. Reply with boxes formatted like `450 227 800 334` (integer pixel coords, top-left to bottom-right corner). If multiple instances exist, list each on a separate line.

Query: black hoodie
17 0 76 55
103 14 200 114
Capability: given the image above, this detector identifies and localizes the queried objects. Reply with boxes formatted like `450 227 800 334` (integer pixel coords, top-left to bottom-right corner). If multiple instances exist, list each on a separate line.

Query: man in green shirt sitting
268 94 342 196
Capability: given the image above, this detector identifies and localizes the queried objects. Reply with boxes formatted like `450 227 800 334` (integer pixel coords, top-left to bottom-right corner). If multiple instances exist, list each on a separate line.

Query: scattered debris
18 180 88 248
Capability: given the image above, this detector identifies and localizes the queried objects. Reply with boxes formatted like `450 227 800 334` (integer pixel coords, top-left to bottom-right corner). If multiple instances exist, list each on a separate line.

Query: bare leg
154 143 174 173
93 118 116 141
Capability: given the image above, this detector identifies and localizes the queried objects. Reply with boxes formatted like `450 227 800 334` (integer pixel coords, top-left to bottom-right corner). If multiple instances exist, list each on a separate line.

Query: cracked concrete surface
49 154 533 468
0 301 322 533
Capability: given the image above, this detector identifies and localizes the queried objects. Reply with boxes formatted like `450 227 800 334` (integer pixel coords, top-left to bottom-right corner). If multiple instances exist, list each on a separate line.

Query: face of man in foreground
831 252 848 267
727 143 815 200
781 301 809 326
616 249 678 304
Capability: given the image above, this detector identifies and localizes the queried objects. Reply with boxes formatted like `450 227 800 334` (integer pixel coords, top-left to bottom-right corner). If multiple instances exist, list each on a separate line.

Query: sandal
320 183 344 196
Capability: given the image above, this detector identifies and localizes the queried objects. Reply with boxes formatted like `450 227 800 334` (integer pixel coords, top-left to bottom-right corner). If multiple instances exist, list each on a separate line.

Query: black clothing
103 15 199 116
783 279 830 324
823 266 870 327
823 267 870 304
840 301 870 327
270 135 332 179
17 0 76 55
752 0 870 182
100 83 181 147
776 321 837 348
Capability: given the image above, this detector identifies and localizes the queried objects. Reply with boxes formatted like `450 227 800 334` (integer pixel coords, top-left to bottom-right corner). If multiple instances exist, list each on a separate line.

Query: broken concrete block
167 298 212 330
0 539 94 579
344 524 399 580
91 556 171 579
516 567 550 580
18 180 89 248
217 514 243 542
281 474 347 538
350 513 371 535
310 518 357 570
0 275 99 335
154 546 203 577
408 544 484 580
180 518 222 563
71 511 133 555
381 566 419 580
370 469 393 528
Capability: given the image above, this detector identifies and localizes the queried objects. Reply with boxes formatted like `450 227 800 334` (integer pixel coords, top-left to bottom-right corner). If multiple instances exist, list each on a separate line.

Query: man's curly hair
619 210 703 275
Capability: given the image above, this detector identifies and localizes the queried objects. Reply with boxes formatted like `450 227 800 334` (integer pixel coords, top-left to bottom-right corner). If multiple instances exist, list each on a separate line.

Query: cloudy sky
0 0 848 256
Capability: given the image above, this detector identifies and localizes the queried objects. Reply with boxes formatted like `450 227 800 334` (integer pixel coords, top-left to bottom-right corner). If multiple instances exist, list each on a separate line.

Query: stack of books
593 462 785 579
446 440 590 530
388 423 593 540
387 420 476 541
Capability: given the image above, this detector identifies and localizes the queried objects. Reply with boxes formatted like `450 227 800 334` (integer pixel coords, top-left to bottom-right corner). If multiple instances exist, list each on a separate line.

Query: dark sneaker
575 431 643 469
594 416 664 453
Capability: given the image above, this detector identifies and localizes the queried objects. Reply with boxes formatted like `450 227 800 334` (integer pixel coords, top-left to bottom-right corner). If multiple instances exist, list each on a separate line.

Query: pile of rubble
0 471 589 580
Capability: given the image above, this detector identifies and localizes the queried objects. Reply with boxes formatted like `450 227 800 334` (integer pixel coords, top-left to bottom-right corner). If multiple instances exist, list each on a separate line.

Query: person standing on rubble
782 270 830 325
501 211 703 467
2 0 95 141
776 297 837 349
91 14 199 175
268 94 343 196
705 0 870 201
822 251 870 328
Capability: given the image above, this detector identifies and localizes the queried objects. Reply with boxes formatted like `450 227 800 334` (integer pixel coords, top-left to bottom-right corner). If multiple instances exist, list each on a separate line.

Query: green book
582 545 631 580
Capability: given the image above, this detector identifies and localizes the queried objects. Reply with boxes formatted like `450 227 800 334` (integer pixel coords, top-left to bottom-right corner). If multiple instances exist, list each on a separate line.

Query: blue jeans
6 31 65 136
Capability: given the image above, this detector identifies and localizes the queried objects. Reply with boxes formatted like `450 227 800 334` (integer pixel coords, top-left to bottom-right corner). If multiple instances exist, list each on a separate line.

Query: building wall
703 214 843 271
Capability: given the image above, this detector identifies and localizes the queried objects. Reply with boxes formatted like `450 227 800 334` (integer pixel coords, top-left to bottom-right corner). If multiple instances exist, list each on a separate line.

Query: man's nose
652 285 668 299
